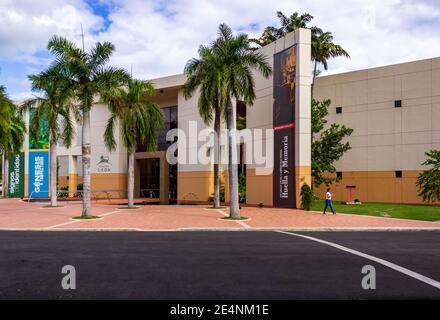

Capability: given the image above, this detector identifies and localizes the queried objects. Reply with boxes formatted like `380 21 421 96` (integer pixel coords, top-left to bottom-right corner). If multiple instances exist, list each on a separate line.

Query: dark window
236 101 246 129
395 100 402 108
137 106 177 152
395 170 402 178
336 171 343 179
157 106 178 150
336 107 342 114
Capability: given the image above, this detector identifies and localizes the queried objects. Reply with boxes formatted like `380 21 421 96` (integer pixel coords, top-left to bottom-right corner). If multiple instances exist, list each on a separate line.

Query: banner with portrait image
273 45 296 208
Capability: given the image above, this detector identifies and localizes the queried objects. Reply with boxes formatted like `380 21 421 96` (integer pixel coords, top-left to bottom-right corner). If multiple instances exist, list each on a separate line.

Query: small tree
300 182 314 211
312 99 353 188
417 150 440 203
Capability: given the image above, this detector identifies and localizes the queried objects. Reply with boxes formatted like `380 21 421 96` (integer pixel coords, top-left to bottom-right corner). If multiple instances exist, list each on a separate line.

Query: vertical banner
28 151 49 198
28 108 49 150
273 45 296 208
8 153 24 197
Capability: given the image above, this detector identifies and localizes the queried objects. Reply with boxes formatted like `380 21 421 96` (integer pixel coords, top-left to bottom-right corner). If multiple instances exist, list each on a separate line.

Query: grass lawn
311 199 440 222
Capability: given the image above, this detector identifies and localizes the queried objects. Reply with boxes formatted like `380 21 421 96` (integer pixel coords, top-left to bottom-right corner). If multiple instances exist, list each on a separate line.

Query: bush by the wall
300 183 314 211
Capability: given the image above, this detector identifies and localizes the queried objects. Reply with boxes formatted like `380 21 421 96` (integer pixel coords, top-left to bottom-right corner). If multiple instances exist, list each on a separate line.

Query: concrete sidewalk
0 198 439 231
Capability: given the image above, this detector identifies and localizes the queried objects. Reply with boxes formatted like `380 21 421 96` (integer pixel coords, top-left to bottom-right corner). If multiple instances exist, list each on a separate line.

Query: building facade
314 57 440 204
6 29 438 206
6 28 312 209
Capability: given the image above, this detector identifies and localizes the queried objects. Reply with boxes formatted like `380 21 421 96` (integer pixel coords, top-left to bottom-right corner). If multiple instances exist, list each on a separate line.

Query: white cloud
0 0 103 59
2 0 440 99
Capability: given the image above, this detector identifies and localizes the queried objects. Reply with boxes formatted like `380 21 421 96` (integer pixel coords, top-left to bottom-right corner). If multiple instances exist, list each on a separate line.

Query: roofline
316 56 440 80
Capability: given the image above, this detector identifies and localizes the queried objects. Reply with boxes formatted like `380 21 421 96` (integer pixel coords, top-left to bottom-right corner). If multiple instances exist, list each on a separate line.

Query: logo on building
97 156 112 173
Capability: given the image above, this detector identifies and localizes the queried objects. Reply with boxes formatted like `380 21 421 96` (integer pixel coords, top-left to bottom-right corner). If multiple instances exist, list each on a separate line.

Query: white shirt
326 192 332 200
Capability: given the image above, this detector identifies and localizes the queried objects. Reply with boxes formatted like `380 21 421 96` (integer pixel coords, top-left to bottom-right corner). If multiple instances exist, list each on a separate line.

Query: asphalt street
0 230 439 299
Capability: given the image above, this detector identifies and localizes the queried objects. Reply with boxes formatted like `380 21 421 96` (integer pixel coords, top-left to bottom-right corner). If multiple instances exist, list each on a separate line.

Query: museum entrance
139 158 160 199
135 152 177 204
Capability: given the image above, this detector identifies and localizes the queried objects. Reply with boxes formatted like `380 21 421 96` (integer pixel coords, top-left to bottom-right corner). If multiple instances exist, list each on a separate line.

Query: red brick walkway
0 198 439 230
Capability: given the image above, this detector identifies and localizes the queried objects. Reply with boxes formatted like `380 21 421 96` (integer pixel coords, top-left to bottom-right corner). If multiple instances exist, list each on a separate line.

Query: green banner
29 108 49 150
8 153 24 197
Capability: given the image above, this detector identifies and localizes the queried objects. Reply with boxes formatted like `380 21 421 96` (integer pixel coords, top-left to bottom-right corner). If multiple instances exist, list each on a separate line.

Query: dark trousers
323 199 335 214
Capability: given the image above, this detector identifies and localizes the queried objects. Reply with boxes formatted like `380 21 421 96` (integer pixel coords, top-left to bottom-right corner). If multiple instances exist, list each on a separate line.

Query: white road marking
276 230 440 290
45 209 121 229
215 209 251 229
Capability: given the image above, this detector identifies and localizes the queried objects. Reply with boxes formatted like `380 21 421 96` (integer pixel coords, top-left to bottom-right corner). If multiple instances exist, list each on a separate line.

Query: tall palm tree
251 11 319 48
212 23 272 219
277 11 314 33
0 85 12 131
0 85 13 198
21 69 76 207
250 26 281 48
183 45 225 208
0 88 26 198
101 78 164 208
311 30 350 91
47 36 129 216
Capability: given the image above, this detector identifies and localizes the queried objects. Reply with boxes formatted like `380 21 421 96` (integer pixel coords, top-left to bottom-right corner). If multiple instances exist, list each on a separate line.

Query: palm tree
311 30 350 91
251 11 319 48
250 26 281 48
47 36 129 216
277 11 314 33
212 23 272 219
183 45 225 208
0 85 12 131
0 88 25 198
101 78 164 208
21 69 76 207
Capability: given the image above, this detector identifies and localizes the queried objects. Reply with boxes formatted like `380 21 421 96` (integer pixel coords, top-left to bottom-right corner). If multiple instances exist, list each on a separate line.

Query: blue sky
1 0 440 101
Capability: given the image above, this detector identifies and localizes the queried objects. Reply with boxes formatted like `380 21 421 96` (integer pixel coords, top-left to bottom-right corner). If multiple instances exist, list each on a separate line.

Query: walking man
323 188 336 215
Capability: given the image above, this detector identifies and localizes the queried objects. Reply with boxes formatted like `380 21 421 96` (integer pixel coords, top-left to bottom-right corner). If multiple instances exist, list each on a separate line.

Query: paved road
0 230 439 299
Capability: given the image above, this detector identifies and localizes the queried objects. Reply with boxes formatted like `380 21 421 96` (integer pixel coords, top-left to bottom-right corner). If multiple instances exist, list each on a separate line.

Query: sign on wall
28 151 49 198
8 153 24 197
96 155 112 173
273 45 296 208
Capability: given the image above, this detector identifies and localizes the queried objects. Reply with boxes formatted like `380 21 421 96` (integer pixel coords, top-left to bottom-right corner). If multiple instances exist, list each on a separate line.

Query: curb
0 227 439 232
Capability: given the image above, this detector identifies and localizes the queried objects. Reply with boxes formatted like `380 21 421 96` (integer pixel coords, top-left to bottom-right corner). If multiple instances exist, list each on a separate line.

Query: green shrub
74 183 83 198
300 183 314 211
238 174 246 203
58 186 69 198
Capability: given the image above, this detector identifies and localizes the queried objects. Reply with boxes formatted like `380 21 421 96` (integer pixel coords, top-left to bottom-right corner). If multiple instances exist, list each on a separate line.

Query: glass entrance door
139 158 160 199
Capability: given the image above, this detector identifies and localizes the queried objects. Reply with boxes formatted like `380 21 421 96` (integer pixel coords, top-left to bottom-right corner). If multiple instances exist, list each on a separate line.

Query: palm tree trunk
213 108 221 208
50 141 57 206
3 155 8 198
127 150 135 208
226 98 240 219
82 110 91 217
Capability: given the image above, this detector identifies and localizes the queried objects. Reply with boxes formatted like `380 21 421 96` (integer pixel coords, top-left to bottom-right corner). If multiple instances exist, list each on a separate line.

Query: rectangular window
394 100 402 108
336 107 342 114
236 101 246 129
395 170 402 178
336 171 343 179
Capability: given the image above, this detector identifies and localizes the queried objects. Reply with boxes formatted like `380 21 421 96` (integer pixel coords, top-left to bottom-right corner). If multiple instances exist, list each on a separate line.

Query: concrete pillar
134 159 140 198
68 155 78 197
160 153 169 204
294 28 312 208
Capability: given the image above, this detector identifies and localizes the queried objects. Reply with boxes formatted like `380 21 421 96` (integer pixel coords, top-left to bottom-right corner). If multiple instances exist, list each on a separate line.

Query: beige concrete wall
314 57 440 203
314 170 440 205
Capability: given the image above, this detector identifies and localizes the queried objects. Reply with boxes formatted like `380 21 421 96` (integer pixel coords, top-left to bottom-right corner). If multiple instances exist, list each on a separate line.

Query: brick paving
0 198 439 230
